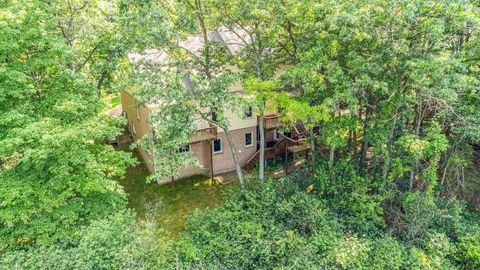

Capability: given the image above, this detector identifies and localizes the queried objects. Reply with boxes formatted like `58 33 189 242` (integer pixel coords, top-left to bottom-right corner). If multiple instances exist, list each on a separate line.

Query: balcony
259 113 284 130
189 126 217 143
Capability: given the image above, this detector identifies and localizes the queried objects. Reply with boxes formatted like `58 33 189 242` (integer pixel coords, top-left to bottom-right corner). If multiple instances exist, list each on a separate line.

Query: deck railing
189 126 217 143
259 113 284 130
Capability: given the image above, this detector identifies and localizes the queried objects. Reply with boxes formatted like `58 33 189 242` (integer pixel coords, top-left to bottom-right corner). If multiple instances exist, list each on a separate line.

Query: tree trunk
255 51 265 184
360 107 370 167
329 144 335 168
309 127 315 163
96 50 116 96
382 113 398 181
409 102 424 188
171 176 176 197
353 126 358 160
408 162 416 190
224 126 245 188
199 113 245 188
209 139 214 181
258 111 265 184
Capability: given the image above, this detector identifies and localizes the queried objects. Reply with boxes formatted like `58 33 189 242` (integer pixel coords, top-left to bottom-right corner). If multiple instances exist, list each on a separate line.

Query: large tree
208 0 280 183
0 0 134 251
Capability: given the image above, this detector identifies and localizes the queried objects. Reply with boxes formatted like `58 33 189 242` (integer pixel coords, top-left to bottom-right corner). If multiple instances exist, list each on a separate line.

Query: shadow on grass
119 145 231 237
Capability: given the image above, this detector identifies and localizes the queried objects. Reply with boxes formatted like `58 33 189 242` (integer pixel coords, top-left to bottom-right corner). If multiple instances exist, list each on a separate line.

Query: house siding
121 90 156 173
212 126 257 174
121 90 260 183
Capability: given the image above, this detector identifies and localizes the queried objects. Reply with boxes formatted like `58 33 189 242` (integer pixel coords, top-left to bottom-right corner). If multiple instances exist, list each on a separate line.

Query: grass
119 147 229 237
102 93 121 112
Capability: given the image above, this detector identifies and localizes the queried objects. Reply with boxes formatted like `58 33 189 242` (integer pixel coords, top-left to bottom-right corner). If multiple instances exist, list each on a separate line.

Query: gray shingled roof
127 27 249 65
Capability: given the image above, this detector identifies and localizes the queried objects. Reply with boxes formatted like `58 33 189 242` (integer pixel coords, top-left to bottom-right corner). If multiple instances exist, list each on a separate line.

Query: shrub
455 235 480 269
313 160 385 235
176 179 342 269
0 211 173 270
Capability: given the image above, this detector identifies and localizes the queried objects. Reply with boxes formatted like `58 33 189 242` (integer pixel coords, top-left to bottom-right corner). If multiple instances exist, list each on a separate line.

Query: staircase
292 121 309 139
242 135 308 172
243 150 260 171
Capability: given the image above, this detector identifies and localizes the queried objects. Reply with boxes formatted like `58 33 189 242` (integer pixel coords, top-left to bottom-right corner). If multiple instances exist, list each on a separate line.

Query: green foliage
313 160 385 234
456 235 480 269
0 211 173 270
170 179 478 269
2 0 480 268
0 0 135 251
368 237 407 270
176 179 341 269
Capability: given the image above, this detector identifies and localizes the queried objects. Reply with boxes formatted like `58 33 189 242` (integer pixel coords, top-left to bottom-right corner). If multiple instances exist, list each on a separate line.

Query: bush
313 160 385 235
0 211 173 270
174 178 431 269
175 179 342 269
455 235 480 269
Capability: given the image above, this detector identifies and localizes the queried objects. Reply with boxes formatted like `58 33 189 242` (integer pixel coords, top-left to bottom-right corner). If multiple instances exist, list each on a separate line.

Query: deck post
209 140 214 182
284 147 288 175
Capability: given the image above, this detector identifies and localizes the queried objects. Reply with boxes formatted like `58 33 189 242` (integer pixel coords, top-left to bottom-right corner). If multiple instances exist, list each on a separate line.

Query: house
121 29 311 182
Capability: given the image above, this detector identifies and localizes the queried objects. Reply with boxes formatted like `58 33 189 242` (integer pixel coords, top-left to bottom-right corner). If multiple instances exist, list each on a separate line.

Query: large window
245 106 253 118
245 132 253 147
213 138 222 153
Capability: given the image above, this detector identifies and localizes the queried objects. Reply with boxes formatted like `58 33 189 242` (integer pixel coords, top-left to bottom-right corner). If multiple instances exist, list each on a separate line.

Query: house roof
125 27 250 108
127 27 249 65
104 104 123 117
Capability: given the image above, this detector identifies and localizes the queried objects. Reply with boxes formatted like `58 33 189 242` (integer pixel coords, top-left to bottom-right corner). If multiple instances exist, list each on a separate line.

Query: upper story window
213 138 222 154
211 111 217 122
177 145 190 153
245 106 253 118
245 132 253 147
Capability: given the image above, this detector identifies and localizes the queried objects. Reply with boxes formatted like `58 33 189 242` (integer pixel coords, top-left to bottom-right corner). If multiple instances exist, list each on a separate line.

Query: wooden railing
242 136 309 170
259 113 284 130
189 126 217 143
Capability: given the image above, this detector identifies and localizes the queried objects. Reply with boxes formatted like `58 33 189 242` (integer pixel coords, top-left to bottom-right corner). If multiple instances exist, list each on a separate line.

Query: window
211 111 217 122
177 145 190 153
245 132 253 147
213 138 222 153
274 128 284 140
245 106 253 118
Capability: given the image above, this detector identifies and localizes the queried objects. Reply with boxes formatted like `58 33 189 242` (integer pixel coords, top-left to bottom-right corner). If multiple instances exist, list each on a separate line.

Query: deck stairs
242 124 310 171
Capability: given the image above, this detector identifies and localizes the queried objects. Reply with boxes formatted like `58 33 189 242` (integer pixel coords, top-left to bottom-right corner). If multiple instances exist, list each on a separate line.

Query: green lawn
102 93 121 111
119 147 228 237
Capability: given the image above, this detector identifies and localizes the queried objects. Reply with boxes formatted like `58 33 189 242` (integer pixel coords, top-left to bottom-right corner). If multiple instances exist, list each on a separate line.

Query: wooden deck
259 113 285 130
189 126 217 143
242 136 310 171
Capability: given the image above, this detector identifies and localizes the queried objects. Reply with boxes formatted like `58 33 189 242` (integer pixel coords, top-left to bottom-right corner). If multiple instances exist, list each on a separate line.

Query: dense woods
1 0 480 269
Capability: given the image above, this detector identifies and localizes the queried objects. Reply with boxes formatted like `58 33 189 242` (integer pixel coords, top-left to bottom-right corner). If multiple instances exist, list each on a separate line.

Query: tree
129 0 259 188
131 68 200 192
43 0 170 96
0 0 134 251
209 0 279 183
0 210 173 269
172 0 248 187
